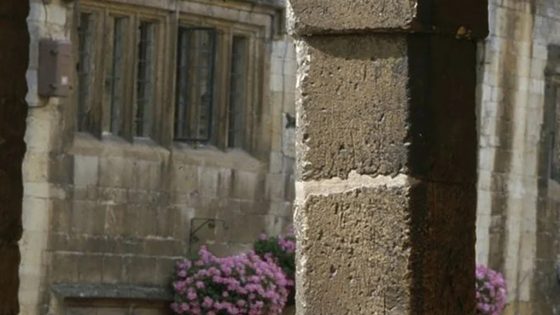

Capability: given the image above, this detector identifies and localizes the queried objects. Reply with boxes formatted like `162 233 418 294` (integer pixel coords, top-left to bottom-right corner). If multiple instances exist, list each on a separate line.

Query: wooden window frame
173 15 262 154
104 14 131 137
174 26 218 143
73 2 166 142
73 1 271 158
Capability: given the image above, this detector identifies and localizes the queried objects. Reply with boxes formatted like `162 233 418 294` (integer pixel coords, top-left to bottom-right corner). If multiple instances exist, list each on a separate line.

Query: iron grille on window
175 27 216 142
228 36 248 148
136 22 156 138
77 13 95 131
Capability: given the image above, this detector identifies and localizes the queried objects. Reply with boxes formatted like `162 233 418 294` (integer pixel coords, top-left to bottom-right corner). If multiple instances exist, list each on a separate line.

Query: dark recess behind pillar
0 1 29 314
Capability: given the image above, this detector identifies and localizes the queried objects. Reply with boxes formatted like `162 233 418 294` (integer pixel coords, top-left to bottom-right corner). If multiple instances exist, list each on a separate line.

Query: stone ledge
237 0 285 9
51 283 173 302
288 0 488 39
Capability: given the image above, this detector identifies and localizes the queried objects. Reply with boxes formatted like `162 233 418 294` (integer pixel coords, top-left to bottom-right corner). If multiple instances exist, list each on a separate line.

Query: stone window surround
70 0 276 161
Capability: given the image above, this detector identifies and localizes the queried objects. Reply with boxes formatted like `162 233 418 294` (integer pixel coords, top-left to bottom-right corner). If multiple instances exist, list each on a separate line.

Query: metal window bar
135 22 155 138
175 27 216 142
108 17 127 135
228 36 248 148
77 13 95 131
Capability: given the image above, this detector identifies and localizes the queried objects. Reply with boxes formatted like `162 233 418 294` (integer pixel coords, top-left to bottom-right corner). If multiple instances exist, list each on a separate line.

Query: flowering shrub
253 231 296 288
171 247 289 315
475 265 507 315
254 230 296 306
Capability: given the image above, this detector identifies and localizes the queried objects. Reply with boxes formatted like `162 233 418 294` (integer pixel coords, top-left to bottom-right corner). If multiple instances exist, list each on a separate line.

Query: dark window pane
228 36 248 148
175 27 216 142
77 13 95 131
107 17 127 135
135 22 156 138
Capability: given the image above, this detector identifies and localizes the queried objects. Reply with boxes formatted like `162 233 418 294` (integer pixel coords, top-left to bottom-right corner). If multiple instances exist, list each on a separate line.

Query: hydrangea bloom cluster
475 265 507 315
171 247 289 315
254 230 296 289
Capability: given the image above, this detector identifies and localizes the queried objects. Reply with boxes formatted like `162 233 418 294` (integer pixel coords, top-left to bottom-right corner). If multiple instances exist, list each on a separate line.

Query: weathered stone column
0 1 29 314
289 1 488 314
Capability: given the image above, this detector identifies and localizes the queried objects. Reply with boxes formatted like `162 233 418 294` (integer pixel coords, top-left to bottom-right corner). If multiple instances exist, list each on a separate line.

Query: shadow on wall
0 0 30 315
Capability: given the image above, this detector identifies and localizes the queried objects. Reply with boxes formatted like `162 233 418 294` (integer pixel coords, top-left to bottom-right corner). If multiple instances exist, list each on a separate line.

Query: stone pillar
0 1 29 315
289 1 488 314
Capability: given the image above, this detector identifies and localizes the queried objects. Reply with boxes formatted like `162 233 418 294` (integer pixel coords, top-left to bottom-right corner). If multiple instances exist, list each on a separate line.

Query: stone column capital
288 0 488 39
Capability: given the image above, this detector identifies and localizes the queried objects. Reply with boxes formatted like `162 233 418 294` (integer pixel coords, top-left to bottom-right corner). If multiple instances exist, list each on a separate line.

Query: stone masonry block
98 157 127 187
78 254 103 283
297 35 478 184
154 258 177 287
124 256 158 285
71 200 105 236
22 152 48 182
231 170 265 200
408 182 477 314
102 255 124 284
142 239 182 257
198 167 220 198
406 36 478 184
48 253 79 282
73 155 99 188
296 186 412 315
296 35 409 181
171 164 198 194
220 213 269 243
296 181 476 314
288 0 415 34
288 0 488 38
21 197 49 233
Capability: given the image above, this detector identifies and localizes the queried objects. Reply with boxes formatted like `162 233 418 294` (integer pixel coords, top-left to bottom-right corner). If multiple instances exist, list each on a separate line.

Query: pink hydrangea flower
475 265 507 315
171 246 288 315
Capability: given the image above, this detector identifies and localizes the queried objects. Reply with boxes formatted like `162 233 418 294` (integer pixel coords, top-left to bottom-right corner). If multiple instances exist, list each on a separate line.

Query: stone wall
0 1 29 315
475 0 560 313
19 0 296 314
